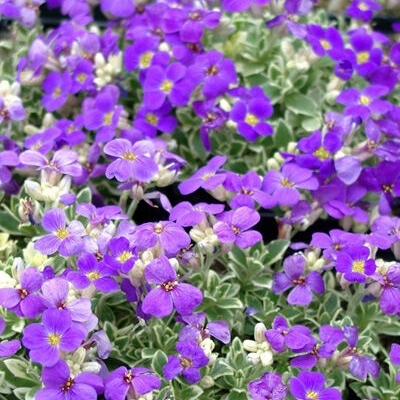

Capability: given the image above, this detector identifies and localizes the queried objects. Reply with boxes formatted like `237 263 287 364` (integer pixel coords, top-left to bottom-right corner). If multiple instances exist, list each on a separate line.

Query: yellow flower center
61 377 75 392
180 357 193 368
206 65 218 76
48 333 61 346
382 183 394 193
232 225 240 235
87 271 101 280
202 172 214 180
124 371 133 383
313 146 330 160
189 12 201 20
154 223 164 234
320 39 331 50
352 260 365 273
358 2 368 11
245 113 259 127
357 51 369 64
53 87 61 98
103 111 113 125
161 79 173 93
139 52 153 69
118 251 133 263
56 228 69 240
280 177 294 187
359 95 371 105
306 391 319 400
122 152 137 161
145 113 159 126
162 280 177 292
77 73 87 83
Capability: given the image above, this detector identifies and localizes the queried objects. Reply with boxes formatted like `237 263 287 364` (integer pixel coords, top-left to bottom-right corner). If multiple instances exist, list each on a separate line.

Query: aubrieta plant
2 0 400 399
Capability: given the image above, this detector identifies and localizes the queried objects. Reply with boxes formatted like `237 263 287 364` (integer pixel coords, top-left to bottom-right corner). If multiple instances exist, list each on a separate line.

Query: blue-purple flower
248 371 287 400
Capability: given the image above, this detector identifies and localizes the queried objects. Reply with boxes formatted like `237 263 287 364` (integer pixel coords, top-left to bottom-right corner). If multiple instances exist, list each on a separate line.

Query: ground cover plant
1 0 400 399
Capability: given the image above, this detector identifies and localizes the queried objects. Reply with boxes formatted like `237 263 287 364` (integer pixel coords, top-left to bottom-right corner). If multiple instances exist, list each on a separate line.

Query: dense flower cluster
1 0 400 399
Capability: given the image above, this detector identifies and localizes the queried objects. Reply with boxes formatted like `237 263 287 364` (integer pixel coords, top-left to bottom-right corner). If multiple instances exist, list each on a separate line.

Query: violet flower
306 24 344 58
214 206 262 249
262 162 319 207
178 312 231 344
248 371 287 400
178 155 227 195
42 71 72 112
103 237 137 274
221 0 271 12
103 138 158 182
289 371 341 400
0 317 20 358
272 253 325 306
346 0 382 22
35 359 104 400
0 150 19 188
163 340 209 384
0 267 44 318
169 201 225 227
142 255 203 317
34 208 85 256
22 309 86 367
389 343 400 383
104 366 161 400
335 245 376 283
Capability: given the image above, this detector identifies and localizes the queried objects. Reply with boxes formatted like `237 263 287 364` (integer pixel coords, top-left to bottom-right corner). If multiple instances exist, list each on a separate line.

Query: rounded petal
171 283 203 315
142 288 173 317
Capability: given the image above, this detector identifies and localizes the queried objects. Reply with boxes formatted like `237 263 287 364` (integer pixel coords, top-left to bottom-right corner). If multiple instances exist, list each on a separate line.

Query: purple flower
143 62 192 110
290 325 344 369
22 309 86 367
103 138 158 182
335 245 376 283
42 71 72 112
178 312 231 344
272 253 325 306
70 58 95 94
306 24 344 58
34 208 85 256
339 325 379 380
346 0 381 22
104 366 161 400
188 51 237 99
262 163 319 207
142 256 203 317
178 155 227 195
214 206 262 249
0 267 44 318
265 316 314 353
169 202 225 227
289 371 341 400
103 237 137 274
248 372 287 400
36 359 104 400
0 90 25 123
163 340 209 384
132 220 191 256
0 317 20 357
229 86 273 141
67 253 118 293
389 343 400 383
221 0 271 12
336 84 391 120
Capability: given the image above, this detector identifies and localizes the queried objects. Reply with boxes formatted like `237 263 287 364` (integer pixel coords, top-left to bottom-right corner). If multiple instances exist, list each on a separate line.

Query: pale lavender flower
248 372 287 400
0 317 20 357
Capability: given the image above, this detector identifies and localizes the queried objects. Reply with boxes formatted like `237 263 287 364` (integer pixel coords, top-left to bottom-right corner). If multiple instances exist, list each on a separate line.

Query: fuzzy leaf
285 93 318 117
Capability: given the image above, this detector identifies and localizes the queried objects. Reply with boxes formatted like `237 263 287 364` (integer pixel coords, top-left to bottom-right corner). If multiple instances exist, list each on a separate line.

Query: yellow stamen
245 113 259 127
320 39 331 50
122 152 136 161
103 111 113 125
313 146 330 160
352 260 365 273
359 95 371 105
118 251 133 263
145 113 159 126
139 52 153 69
161 79 173 93
280 177 294 187
306 390 319 400
48 333 61 346
87 271 101 280
357 51 369 64
56 228 69 240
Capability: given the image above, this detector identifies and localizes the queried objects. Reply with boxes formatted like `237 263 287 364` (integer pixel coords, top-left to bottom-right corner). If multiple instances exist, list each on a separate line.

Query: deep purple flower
339 325 380 380
169 202 225 227
221 0 271 12
272 253 325 306
103 237 137 274
346 0 381 22
163 340 209 383
290 325 344 369
142 255 203 317
248 372 287 400
70 58 95 94
42 71 72 112
335 245 376 283
389 343 400 383
67 253 118 293
178 312 231 344
265 316 314 353
103 138 158 182
143 62 192 110
178 155 227 195
104 366 161 400
306 25 344 58
0 317 20 357
188 51 237 99
0 267 44 318
367 216 400 250
214 206 262 249
262 163 319 207
22 309 86 367
289 371 341 400
230 86 273 141
0 150 19 187
36 359 104 400
34 208 85 256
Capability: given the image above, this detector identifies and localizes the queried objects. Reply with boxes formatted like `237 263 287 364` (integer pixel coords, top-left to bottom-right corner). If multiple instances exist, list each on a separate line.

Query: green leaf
263 240 290 266
0 212 23 236
76 187 92 204
151 350 168 377
274 119 293 149
301 117 321 132
216 298 243 309
3 359 37 383
177 385 203 399
285 93 318 117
